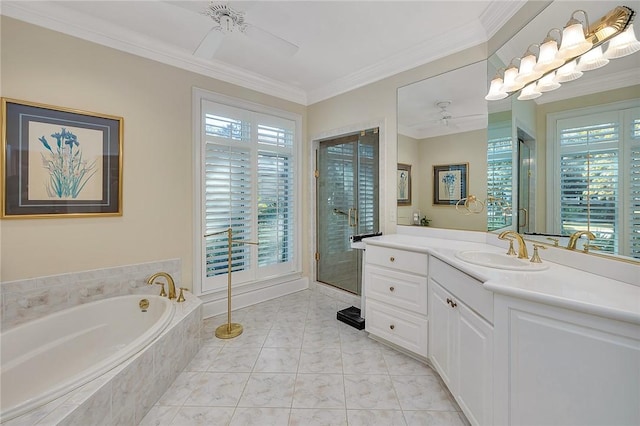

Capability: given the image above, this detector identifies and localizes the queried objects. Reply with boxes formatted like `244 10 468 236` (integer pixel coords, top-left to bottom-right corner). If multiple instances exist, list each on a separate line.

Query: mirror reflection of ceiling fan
428 100 486 128
194 2 299 59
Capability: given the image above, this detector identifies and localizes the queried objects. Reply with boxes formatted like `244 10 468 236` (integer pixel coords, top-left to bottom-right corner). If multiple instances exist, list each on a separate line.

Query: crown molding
480 1 528 40
0 2 308 105
534 69 640 104
307 19 488 105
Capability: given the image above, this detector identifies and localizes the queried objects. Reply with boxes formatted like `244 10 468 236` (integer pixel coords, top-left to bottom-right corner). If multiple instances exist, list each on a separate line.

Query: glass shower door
316 130 379 294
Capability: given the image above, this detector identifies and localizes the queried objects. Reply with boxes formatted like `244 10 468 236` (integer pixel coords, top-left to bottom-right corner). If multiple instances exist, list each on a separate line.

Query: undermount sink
455 250 549 271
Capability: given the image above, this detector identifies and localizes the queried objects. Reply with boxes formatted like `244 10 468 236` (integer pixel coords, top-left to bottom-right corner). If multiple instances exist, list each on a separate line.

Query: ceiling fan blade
243 24 299 57
452 113 487 120
194 28 224 58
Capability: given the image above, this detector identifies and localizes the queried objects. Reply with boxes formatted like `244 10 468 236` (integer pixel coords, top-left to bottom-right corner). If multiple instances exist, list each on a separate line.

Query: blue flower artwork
38 128 97 199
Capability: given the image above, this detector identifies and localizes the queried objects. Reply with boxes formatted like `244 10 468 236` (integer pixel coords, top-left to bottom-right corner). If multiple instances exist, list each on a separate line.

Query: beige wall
307 45 487 236
0 17 307 284
416 129 488 231
397 134 420 225
398 130 488 231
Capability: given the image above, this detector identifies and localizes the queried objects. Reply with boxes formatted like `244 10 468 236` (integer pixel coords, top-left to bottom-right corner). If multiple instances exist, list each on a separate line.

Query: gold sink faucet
146 272 176 299
567 231 596 250
498 230 528 259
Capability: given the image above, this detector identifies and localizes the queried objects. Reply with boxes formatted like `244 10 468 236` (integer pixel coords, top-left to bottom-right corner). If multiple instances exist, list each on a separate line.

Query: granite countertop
364 234 640 325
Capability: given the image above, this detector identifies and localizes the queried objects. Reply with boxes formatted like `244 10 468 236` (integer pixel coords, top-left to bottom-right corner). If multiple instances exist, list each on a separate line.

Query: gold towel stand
204 228 258 339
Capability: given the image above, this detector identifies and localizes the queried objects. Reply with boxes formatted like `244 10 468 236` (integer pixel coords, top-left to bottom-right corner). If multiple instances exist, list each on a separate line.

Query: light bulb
577 46 609 71
485 77 508 101
502 66 525 92
605 24 640 59
515 52 543 84
557 17 592 60
554 60 583 83
537 72 561 92
518 83 542 100
534 38 564 72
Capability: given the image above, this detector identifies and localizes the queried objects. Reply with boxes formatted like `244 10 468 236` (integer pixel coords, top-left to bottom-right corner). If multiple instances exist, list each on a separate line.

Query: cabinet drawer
366 245 428 275
365 265 427 314
430 256 493 323
365 299 428 357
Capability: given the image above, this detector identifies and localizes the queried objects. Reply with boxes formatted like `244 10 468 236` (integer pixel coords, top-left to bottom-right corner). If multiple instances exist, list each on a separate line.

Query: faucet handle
546 237 559 247
530 244 547 263
177 287 187 303
157 282 167 297
505 238 517 256
583 243 600 253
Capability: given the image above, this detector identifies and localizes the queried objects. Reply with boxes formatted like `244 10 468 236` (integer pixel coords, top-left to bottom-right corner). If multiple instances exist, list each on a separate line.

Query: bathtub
0 294 174 422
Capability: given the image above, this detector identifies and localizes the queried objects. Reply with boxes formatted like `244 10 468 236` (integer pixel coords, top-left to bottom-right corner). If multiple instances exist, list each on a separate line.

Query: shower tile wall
0 259 182 331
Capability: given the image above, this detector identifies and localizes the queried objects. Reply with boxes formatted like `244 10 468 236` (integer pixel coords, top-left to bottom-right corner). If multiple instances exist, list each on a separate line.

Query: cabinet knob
389 324 395 330
446 298 457 308
389 286 395 292
389 256 395 262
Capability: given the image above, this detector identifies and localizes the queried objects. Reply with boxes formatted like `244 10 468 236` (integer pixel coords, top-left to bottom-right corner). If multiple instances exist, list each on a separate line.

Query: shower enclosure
316 128 379 294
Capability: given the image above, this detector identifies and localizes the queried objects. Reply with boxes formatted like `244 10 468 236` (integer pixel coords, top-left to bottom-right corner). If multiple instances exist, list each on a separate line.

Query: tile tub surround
141 289 469 426
1 259 182 331
2 292 202 426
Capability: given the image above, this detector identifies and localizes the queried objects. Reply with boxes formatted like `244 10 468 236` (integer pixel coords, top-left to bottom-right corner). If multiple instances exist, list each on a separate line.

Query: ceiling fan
194 3 299 59
431 100 486 127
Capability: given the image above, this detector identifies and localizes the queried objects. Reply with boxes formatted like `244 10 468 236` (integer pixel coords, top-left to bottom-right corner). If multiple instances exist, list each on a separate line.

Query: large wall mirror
397 61 488 231
397 1 640 263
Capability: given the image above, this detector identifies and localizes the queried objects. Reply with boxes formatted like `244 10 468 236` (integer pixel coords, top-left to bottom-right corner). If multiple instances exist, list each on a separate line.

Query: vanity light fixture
486 5 639 101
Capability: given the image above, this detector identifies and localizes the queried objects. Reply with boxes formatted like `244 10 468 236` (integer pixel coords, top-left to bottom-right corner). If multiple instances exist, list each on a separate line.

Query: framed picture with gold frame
1 98 123 218
433 163 468 205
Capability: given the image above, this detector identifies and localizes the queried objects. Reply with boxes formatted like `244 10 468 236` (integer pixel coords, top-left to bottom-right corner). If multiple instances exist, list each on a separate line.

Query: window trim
192 88 303 296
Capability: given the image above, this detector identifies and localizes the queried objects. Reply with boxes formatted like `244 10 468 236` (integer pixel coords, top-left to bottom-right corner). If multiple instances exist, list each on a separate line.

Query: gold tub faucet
567 231 596 250
498 230 528 259
146 272 177 299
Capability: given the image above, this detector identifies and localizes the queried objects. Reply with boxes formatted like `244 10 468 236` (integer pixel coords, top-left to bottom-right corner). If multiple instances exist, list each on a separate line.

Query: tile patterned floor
140 290 468 426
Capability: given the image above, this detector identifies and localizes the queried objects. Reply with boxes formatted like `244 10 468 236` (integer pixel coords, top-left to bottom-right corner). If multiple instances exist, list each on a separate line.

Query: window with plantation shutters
195 93 301 293
548 102 639 259
487 121 513 231
627 116 640 258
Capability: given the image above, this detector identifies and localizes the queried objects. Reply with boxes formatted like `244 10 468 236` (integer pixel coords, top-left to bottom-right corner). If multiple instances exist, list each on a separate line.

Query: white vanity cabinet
493 295 640 426
364 244 429 357
428 257 494 426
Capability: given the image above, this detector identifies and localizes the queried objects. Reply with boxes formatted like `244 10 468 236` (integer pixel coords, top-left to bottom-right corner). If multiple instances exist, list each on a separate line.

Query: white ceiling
398 61 487 139
0 0 525 105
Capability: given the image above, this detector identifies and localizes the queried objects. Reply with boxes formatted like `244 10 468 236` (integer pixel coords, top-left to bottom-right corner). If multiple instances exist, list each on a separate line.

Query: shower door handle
348 208 358 228
519 208 528 228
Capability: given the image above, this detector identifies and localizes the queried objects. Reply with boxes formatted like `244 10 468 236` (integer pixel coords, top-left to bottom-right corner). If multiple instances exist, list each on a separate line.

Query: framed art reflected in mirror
433 163 468 205
397 163 411 206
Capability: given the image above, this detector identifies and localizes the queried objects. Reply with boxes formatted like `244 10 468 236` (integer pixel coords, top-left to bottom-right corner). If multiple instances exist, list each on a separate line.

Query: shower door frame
313 127 384 296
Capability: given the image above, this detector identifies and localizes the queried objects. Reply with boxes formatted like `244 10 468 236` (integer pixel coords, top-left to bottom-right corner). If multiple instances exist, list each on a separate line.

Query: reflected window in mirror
547 100 640 259
487 112 514 232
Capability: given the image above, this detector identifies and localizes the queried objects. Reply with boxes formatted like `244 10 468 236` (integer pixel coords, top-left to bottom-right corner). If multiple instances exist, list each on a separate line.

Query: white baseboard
201 276 309 318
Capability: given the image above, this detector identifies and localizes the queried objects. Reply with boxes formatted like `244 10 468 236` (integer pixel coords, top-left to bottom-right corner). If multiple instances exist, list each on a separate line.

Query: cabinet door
456 302 493 426
494 296 640 426
428 279 455 388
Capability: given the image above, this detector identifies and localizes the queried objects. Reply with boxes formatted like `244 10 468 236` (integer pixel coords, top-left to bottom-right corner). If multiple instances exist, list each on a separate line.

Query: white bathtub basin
455 250 549 271
0 294 174 422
